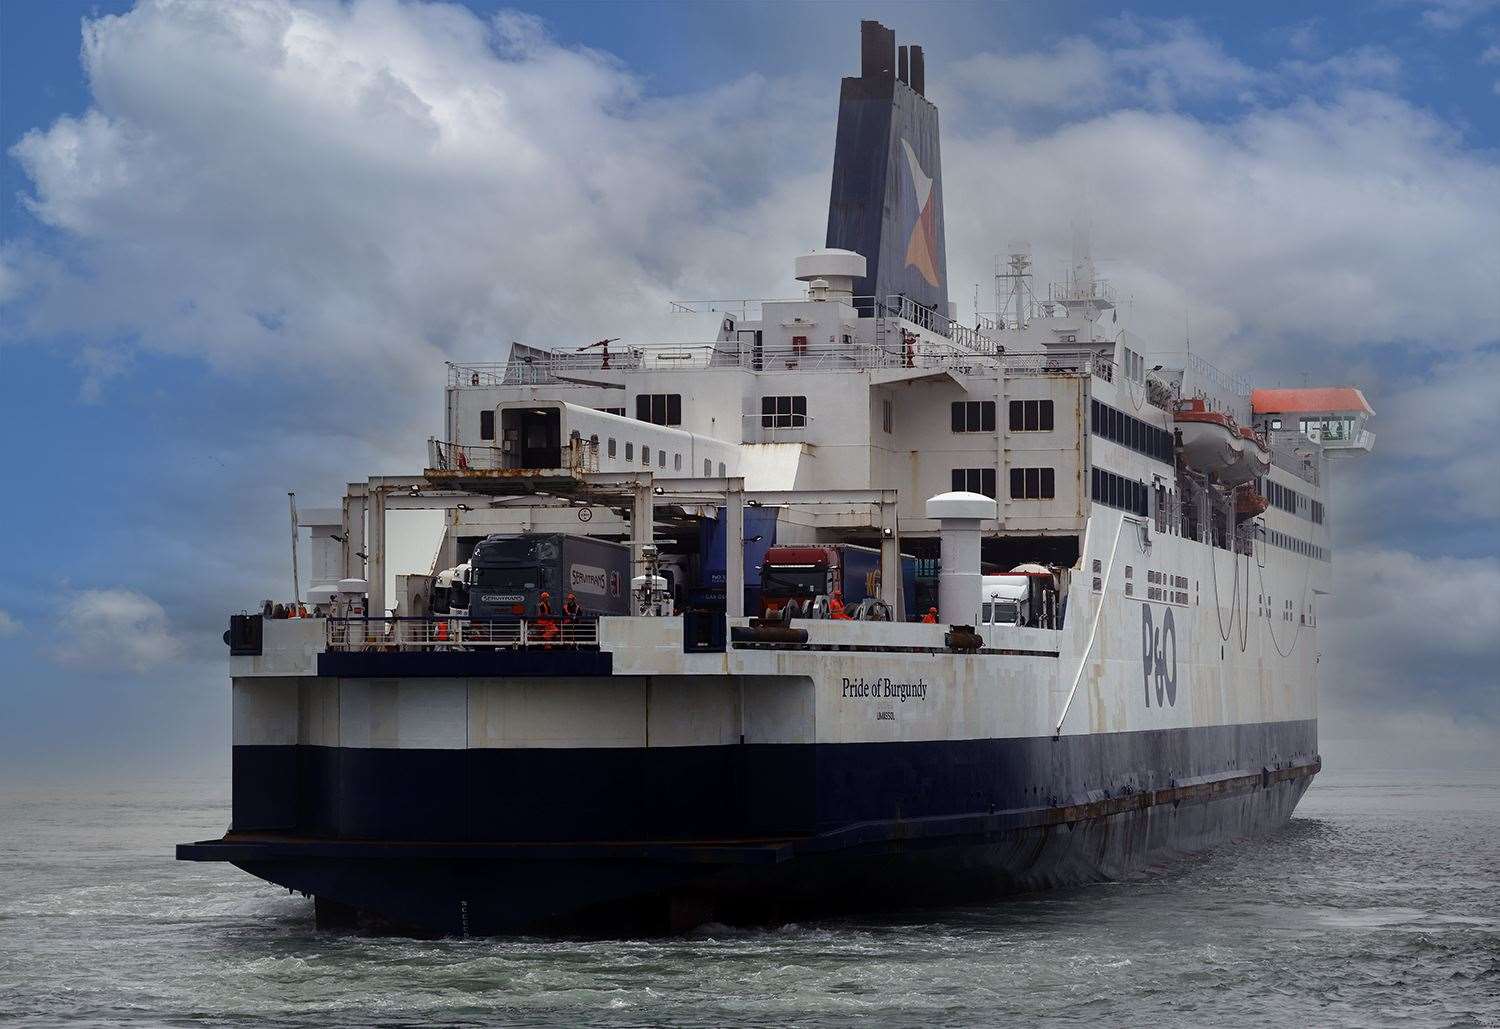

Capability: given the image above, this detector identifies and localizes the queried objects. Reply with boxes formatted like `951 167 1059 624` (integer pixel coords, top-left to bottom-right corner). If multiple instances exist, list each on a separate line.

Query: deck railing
325 617 601 651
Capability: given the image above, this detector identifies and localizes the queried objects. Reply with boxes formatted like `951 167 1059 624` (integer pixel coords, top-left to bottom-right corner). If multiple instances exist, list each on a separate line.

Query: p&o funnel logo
900 138 942 288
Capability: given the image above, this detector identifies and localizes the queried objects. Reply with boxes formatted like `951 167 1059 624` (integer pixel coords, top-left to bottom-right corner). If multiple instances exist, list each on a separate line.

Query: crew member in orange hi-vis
829 590 851 620
921 607 939 623
535 591 559 644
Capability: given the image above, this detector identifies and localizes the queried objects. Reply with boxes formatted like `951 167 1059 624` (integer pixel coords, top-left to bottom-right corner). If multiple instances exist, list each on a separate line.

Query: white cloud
75 344 131 404
1405 0 1500 31
944 20 1254 115
4 0 827 396
0 610 21 638
51 589 182 673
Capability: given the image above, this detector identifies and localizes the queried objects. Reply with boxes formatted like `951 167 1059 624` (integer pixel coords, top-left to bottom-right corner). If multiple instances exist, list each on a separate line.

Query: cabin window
704 459 712 476
479 410 495 440
596 407 626 417
951 400 996 433
674 453 682 471
761 395 807 428
642 445 650 466
951 467 997 499
883 398 894 434
659 450 667 468
1009 467 1055 500
608 438 617 459
718 462 727 477
636 394 682 426
1008 399 1052 432
625 442 633 461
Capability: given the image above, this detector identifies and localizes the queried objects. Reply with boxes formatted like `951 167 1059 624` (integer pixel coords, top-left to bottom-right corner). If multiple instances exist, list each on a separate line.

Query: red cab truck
758 544 916 618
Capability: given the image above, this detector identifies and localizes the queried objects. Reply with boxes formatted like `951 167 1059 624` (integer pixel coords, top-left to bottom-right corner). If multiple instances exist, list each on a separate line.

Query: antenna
288 491 301 605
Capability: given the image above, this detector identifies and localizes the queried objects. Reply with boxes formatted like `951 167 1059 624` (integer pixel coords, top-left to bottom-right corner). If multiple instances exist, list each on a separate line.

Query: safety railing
325 617 601 651
427 437 600 474
449 336 1115 387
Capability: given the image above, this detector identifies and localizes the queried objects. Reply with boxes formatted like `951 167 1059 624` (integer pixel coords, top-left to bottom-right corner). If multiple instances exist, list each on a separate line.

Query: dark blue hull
179 722 1318 934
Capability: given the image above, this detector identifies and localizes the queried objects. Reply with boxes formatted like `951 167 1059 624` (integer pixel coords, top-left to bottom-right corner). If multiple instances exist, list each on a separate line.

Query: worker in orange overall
535 591 559 646
829 590 851 620
921 607 939 624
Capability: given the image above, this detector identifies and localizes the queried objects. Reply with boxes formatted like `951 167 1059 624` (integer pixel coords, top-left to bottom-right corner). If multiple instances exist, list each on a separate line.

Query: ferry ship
178 21 1374 935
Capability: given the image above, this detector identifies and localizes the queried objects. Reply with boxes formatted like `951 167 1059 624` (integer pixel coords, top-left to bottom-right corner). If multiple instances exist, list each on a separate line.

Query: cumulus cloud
1405 0 1500 31
4 0 827 401
51 589 182 674
0 610 21 638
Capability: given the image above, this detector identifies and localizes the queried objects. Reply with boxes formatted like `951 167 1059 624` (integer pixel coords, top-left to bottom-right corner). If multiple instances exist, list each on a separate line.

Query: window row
1092 466 1150 517
949 399 1056 433
1261 477 1319 520
948 466 1058 501
1267 528 1328 562
604 435 726 478
1091 399 1173 464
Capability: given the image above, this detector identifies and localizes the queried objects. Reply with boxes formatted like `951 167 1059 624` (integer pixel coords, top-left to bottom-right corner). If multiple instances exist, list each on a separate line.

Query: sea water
2 770 1496 1027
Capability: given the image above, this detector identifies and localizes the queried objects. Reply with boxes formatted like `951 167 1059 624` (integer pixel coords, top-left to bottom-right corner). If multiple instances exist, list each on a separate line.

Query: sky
1 0 1498 780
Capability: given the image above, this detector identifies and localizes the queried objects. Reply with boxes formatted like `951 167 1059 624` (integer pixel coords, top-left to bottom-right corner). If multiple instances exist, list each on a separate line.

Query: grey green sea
2 769 1497 1027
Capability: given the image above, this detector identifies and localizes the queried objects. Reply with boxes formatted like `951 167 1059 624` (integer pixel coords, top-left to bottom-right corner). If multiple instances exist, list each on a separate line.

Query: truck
979 565 1062 629
468 533 630 620
758 544 917 619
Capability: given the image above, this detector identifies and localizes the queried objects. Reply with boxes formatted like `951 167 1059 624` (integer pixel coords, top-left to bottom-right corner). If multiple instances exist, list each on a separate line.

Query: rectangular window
659 450 666 468
704 459 712 476
1008 399 1053 432
596 407 626 417
625 442 633 461
952 400 996 433
883 398 894 434
761 395 808 428
1009 467 1056 500
636 393 682 426
608 438 617 459
674 453 682 471
718 462 727 477
479 409 495 441
951 467 997 498
641 445 650 466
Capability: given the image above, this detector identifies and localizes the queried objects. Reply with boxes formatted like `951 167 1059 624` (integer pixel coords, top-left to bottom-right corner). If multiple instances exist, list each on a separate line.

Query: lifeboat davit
1173 400 1270 486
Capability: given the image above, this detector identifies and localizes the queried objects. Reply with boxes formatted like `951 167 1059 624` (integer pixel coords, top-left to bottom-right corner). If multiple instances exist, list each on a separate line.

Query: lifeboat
1173 399 1270 486
1235 488 1269 518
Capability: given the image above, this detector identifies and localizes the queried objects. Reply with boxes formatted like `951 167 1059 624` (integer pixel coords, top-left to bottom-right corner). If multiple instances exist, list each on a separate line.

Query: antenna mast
288 491 301 605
